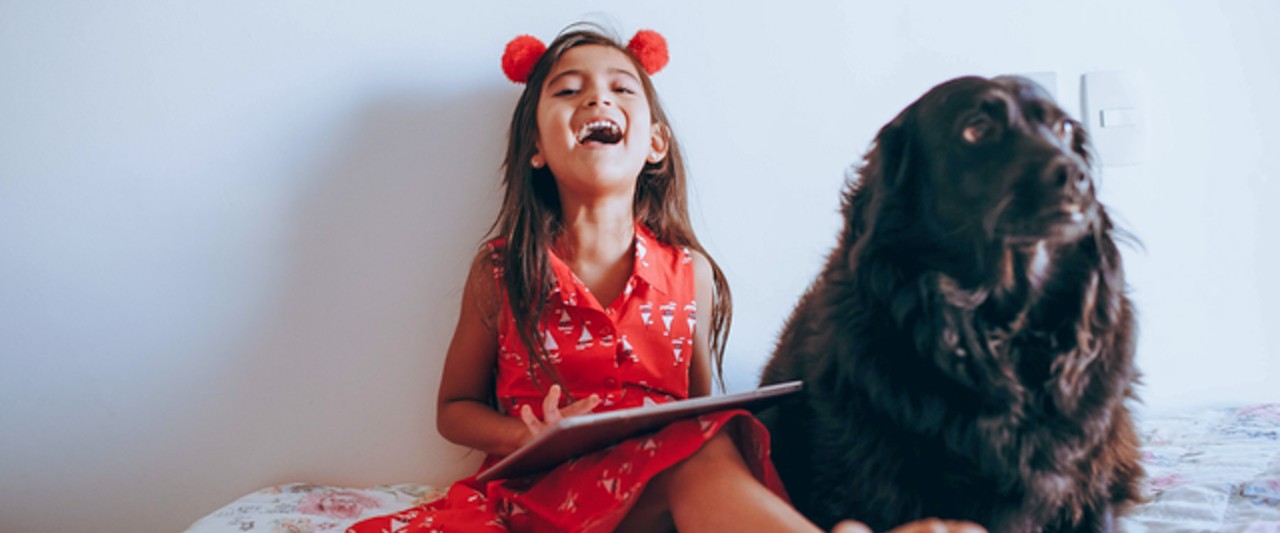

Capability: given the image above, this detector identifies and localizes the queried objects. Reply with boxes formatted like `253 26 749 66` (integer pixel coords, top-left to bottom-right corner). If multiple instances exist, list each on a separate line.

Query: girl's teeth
576 120 620 143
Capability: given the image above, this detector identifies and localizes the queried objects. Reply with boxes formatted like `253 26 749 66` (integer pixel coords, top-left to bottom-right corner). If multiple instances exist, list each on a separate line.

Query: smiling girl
345 23 981 533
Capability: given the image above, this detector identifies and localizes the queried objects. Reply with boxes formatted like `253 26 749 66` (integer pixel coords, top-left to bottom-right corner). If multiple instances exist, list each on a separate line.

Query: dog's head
840 76 1135 410
852 76 1100 284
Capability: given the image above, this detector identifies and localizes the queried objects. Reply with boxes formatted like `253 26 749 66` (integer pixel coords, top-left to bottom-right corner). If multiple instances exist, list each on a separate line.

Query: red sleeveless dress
346 224 787 533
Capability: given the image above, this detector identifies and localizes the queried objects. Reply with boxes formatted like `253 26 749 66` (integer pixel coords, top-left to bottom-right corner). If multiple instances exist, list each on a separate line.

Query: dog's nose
1046 157 1088 192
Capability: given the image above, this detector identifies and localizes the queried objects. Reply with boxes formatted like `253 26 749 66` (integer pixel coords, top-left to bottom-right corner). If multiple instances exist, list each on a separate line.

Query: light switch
1082 71 1149 166
1100 108 1139 128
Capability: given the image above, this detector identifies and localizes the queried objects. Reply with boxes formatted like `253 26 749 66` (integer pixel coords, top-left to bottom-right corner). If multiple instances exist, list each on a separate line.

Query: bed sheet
1119 403 1280 532
183 483 445 533
184 404 1280 532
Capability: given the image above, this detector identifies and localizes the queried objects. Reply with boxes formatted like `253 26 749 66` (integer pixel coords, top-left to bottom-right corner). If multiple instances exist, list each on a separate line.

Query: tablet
475 380 804 482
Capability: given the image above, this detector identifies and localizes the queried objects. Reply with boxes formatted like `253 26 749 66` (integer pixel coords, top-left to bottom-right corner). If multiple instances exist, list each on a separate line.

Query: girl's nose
585 87 613 107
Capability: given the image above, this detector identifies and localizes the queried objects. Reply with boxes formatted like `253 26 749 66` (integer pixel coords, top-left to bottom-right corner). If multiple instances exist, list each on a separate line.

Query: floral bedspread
184 404 1280 533
184 483 445 533
1119 403 1280 532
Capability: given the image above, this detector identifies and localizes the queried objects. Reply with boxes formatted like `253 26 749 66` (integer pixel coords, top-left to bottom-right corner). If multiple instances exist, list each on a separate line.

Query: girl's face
534 44 667 200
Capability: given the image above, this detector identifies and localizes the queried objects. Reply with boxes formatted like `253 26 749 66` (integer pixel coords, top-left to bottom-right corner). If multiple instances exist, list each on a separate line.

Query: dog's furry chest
774 380 1091 531
764 280 1118 531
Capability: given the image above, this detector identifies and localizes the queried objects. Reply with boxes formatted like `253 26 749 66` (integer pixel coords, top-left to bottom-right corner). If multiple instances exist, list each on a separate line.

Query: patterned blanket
184 404 1280 533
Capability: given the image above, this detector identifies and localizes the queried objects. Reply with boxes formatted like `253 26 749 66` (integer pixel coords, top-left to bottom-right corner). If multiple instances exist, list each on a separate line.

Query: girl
348 24 981 533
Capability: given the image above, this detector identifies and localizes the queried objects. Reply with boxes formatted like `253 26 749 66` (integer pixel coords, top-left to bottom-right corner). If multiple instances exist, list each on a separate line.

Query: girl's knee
676 428 750 479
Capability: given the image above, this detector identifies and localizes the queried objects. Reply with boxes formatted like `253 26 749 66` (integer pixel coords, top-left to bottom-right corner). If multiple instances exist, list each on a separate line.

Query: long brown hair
492 23 733 394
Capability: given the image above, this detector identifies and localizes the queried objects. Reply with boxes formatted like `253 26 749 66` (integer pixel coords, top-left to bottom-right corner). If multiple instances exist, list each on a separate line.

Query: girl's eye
613 85 636 95
553 88 578 97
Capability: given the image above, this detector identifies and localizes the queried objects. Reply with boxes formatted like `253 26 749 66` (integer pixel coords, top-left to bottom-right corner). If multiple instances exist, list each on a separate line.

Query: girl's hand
833 519 987 533
518 384 602 442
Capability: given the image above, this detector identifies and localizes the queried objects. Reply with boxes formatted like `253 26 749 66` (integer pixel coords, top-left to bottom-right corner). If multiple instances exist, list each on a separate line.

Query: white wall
1 2 1276 532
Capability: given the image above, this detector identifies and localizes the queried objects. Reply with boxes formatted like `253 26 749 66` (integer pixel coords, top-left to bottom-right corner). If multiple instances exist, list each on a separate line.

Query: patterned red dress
346 223 787 533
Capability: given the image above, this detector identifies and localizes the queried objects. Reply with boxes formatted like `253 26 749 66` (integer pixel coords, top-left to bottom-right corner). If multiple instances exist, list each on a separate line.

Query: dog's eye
1054 119 1077 139
962 116 999 144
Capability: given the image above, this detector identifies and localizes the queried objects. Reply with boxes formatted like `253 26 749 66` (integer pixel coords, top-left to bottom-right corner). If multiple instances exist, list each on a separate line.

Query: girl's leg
615 429 988 533
616 429 818 533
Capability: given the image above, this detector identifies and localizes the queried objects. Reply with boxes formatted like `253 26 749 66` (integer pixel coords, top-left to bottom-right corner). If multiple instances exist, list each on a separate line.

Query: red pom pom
627 30 669 75
502 35 546 84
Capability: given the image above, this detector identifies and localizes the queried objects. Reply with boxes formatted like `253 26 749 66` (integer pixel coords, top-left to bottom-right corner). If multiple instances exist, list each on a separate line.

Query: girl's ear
647 123 669 164
531 139 545 169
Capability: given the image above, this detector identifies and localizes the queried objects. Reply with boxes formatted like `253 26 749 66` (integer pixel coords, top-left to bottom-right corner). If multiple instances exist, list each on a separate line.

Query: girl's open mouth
576 119 623 144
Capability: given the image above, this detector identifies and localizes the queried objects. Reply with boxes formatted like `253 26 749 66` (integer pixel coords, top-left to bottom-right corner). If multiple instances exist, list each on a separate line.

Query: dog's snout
1045 156 1087 191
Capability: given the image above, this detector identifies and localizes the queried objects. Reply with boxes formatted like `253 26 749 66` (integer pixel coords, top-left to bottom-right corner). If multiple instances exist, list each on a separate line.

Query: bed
183 403 1280 532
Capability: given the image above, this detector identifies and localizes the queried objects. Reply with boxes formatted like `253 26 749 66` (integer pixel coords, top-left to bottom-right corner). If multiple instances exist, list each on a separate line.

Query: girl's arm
436 251 530 457
436 251 601 456
687 250 715 398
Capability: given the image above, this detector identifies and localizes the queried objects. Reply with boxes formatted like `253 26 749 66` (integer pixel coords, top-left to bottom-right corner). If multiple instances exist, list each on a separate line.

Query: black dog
761 76 1143 532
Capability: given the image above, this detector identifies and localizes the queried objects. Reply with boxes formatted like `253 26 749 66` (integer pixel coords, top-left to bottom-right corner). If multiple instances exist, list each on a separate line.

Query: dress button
605 377 618 388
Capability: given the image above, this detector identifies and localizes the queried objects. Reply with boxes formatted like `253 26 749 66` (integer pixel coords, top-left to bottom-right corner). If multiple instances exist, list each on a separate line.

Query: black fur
761 76 1143 532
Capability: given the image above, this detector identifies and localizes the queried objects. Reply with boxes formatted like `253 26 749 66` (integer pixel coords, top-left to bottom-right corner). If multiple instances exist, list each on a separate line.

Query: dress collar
546 222 677 309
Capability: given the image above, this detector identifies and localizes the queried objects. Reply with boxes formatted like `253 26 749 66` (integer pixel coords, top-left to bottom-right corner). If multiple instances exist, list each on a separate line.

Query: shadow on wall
1260 175 1280 375
201 84 515 498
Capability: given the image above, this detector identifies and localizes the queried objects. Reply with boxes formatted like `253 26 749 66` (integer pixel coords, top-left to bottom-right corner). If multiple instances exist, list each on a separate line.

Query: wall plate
1082 71 1149 166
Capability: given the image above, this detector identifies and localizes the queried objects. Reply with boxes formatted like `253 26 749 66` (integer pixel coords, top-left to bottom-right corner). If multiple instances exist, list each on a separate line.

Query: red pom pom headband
501 29 669 84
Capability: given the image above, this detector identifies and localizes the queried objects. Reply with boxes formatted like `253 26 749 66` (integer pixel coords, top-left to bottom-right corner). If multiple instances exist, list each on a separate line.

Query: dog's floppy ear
1052 228 1130 413
869 110 914 193
842 114 912 249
